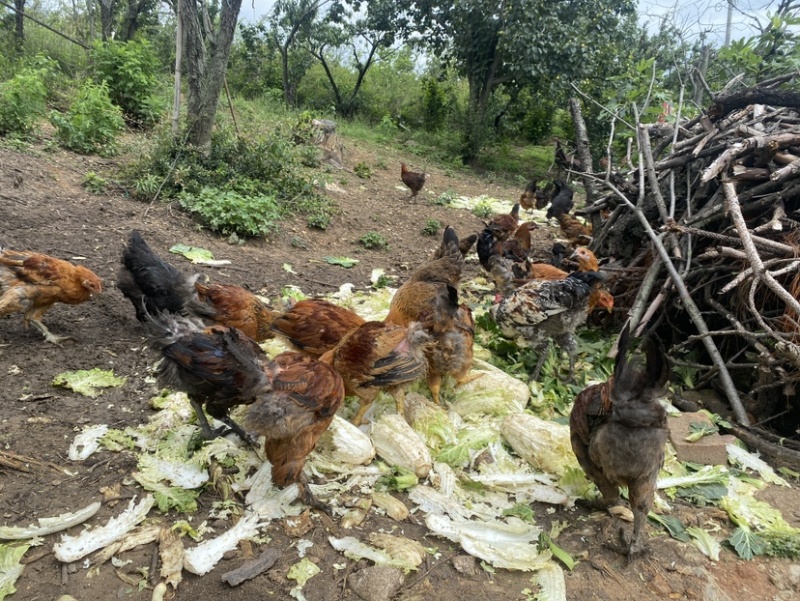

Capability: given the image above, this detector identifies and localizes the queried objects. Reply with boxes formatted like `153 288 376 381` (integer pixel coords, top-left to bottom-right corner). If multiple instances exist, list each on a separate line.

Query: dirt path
0 140 798 601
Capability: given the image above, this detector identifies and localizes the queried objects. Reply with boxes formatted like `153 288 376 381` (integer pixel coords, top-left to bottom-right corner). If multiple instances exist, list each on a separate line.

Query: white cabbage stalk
470 475 570 506
404 393 456 451
371 492 409 521
91 524 162 565
68 425 109 461
501 413 578 477
368 533 427 569
686 527 722 561
726 444 789 487
370 414 432 478
408 485 475 520
328 536 421 572
244 462 303 520
137 455 209 489
657 464 728 490
0 501 101 541
183 512 263 575
431 462 457 497
452 359 529 416
535 561 567 601
53 495 155 563
317 415 376 465
424 514 549 571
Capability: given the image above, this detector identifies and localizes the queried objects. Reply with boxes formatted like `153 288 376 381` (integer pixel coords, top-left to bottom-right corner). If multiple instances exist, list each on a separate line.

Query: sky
239 0 790 45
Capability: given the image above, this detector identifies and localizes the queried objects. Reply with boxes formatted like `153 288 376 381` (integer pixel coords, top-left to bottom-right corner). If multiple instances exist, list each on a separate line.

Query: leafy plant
91 39 161 127
177 188 281 238
83 171 107 193
433 190 457 206
472 198 494 218
422 219 442 236
0 66 49 136
359 231 388 250
354 161 372 179
50 81 125 155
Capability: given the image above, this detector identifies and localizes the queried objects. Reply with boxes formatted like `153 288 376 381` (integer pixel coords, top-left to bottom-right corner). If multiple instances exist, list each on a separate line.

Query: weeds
359 231 388 250
422 219 442 236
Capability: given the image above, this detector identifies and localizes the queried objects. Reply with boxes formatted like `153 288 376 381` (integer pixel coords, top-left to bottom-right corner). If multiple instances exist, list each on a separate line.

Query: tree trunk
85 0 96 40
13 0 25 52
97 0 116 41
181 0 243 150
568 96 599 207
119 0 146 41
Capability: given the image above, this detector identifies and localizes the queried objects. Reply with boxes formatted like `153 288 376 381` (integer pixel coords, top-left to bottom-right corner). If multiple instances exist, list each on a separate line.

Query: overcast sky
238 0 790 44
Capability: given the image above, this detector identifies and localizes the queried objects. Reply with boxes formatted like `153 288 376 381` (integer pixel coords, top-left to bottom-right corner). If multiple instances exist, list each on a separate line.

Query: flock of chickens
0 180 670 559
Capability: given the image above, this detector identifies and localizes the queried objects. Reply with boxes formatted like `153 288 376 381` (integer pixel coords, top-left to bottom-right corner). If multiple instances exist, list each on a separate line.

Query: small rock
451 555 478 576
789 564 800 590
348 566 404 601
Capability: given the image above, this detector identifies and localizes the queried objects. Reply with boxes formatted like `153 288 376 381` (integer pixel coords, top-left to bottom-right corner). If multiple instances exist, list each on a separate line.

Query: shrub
472 198 494 218
421 219 441 236
359 231 388 250
50 81 125 155
92 39 161 127
354 162 372 179
178 188 281 238
0 67 48 136
83 171 107 193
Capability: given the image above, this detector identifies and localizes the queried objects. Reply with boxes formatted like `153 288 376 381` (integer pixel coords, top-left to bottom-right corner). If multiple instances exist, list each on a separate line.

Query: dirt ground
1 136 799 601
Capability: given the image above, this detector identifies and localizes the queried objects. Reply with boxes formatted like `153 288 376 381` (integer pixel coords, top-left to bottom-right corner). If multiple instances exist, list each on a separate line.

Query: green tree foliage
91 39 161 127
0 64 49 136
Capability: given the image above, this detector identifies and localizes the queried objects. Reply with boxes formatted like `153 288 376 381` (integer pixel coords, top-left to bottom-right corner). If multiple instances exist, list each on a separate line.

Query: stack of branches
579 73 800 467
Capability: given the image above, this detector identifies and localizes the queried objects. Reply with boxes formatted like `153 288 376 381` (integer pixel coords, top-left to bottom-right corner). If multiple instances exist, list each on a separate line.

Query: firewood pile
581 73 800 464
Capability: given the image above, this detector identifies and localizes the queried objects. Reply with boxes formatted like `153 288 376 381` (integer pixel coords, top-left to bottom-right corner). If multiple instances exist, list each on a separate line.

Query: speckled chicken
0 247 103 344
489 254 605 380
320 320 430 426
569 324 669 558
270 299 365 357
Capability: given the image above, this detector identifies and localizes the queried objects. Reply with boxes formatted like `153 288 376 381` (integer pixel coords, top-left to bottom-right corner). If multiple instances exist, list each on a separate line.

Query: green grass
479 143 554 177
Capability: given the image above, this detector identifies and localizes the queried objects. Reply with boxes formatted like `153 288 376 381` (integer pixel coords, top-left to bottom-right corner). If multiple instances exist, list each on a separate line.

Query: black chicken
546 180 575 220
569 324 669 559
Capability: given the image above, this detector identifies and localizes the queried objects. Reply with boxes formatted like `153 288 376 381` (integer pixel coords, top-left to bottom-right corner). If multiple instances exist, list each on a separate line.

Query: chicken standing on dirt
489 254 605 380
119 231 276 340
546 180 575 220
320 320 430 426
118 230 198 320
401 163 426 198
569 324 669 559
0 247 103 344
270 299 365 357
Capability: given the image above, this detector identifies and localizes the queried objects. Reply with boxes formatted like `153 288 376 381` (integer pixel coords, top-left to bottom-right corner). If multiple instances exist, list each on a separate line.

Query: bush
92 39 161 127
359 231 388 250
0 67 49 136
422 219 441 236
354 162 372 179
178 188 281 238
50 81 124 155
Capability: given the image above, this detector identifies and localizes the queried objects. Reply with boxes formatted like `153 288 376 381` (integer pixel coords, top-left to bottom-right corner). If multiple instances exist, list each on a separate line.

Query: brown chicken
189 282 277 342
0 248 103 344
270 299 365 357
519 179 553 211
487 203 521 241
401 162 426 198
386 226 463 328
557 213 592 246
423 303 475 405
458 233 478 256
320 320 430 425
476 221 534 274
245 352 344 510
569 324 669 558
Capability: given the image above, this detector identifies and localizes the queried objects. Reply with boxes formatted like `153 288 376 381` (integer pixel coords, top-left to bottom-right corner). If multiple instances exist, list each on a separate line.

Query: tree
181 0 243 149
119 0 159 41
269 0 330 106
303 0 412 117
411 0 637 163
13 0 25 52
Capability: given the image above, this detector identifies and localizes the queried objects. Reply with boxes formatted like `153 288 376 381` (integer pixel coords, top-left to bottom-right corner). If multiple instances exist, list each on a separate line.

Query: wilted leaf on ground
53 368 126 397
0 543 29 601
324 256 359 268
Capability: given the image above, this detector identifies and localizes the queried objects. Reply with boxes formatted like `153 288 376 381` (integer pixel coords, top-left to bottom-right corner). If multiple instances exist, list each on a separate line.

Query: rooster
401 163 426 198
0 247 103 344
489 254 605 380
569 324 669 558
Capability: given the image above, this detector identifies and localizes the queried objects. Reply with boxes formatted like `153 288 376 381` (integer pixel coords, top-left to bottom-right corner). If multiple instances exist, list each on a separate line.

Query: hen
270 299 365 357
189 282 277 342
118 230 197 320
489 254 604 380
246 352 344 510
0 247 103 344
422 303 475 405
320 320 430 425
546 180 575 220
401 163 426 198
486 203 521 241
569 324 669 558
146 314 344 509
557 213 592 246
519 179 552 212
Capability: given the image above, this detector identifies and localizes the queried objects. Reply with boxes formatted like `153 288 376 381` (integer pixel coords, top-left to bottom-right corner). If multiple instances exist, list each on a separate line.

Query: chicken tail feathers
612 324 669 405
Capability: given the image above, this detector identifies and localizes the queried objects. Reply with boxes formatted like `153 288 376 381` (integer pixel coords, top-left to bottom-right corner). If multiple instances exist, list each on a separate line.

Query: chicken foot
30 318 75 345
189 399 257 445
298 476 331 515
